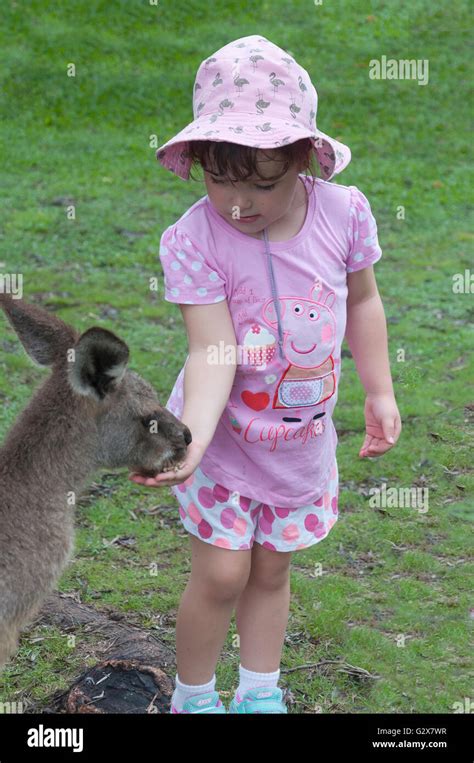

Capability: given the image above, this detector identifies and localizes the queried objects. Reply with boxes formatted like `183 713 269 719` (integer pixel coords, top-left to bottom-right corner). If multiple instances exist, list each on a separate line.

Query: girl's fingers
143 469 193 487
360 438 394 457
128 459 194 487
360 436 381 456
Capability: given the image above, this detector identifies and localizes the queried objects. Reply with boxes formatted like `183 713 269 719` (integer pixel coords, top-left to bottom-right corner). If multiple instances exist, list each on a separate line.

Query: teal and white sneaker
170 690 226 713
228 686 288 714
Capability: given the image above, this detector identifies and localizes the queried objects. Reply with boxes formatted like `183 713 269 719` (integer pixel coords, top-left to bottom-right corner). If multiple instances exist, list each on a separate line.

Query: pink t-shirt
159 176 382 507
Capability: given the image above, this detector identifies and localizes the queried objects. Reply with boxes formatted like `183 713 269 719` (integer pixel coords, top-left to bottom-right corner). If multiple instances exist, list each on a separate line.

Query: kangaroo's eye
142 414 159 431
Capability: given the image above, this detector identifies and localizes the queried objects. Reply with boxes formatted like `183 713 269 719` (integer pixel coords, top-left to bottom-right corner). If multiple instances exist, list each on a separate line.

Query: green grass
0 0 472 714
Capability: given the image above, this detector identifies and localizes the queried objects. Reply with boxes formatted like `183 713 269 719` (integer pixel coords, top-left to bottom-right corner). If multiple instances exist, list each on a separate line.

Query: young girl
130 34 401 714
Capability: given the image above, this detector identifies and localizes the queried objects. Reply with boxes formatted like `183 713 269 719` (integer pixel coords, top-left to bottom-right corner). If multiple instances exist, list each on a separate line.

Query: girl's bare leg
175 534 252 684
234 543 292 672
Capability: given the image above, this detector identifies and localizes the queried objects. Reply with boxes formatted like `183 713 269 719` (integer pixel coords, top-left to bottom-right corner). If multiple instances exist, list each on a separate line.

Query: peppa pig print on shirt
261 278 336 410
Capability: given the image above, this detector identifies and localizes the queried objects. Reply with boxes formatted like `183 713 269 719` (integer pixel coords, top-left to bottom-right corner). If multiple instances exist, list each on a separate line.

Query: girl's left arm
344 266 402 458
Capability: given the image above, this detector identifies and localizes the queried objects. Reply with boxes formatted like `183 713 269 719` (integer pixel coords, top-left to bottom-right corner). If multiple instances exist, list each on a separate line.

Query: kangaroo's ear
0 294 78 366
67 327 130 401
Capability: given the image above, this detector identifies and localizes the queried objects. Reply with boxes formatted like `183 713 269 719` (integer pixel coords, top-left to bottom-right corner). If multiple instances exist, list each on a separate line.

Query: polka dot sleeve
345 186 382 273
159 225 227 304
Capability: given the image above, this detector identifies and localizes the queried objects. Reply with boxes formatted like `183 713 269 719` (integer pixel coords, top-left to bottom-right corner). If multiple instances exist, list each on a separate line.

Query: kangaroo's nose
159 412 192 447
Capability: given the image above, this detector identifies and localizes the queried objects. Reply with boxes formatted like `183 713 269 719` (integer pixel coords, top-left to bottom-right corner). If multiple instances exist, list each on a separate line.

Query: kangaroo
0 293 192 669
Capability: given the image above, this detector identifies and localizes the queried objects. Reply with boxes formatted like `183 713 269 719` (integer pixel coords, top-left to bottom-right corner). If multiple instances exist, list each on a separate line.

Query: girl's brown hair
187 138 319 196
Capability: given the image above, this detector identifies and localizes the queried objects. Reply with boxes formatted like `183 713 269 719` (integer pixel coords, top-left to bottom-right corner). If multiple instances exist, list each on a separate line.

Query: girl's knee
248 544 292 590
189 536 252 600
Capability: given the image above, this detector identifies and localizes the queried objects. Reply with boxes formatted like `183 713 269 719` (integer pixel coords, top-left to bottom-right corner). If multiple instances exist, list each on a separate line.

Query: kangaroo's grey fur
0 294 191 669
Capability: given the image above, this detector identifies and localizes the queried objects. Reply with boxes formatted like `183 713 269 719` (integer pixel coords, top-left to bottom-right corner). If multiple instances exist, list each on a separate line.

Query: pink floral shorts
170 459 339 553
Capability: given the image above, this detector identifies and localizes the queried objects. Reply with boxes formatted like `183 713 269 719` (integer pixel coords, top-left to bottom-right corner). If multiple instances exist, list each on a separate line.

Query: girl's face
202 149 306 236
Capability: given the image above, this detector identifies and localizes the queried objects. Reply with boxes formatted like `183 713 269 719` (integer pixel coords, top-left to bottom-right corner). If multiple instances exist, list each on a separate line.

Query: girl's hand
359 393 402 458
128 439 208 488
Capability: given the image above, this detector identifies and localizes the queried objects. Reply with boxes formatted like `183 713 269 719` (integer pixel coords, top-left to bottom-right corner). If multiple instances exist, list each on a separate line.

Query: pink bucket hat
156 34 351 182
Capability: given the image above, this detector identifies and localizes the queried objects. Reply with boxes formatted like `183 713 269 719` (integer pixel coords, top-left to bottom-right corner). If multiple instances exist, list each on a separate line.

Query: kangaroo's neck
0 371 100 499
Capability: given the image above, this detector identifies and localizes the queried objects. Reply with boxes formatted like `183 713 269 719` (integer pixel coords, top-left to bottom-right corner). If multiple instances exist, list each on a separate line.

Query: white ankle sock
236 664 280 700
171 673 216 711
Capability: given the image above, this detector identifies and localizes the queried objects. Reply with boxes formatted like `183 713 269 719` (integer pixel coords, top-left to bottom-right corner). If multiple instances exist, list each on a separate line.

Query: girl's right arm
179 299 238 448
130 299 237 488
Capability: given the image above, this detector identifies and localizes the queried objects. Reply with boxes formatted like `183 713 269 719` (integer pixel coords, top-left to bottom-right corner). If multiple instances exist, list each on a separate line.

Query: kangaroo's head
0 294 191 477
